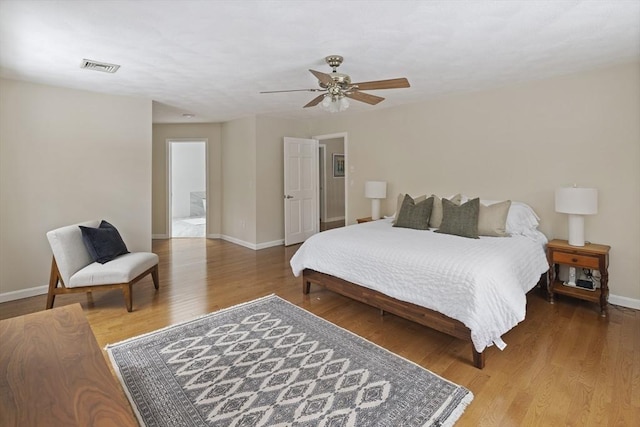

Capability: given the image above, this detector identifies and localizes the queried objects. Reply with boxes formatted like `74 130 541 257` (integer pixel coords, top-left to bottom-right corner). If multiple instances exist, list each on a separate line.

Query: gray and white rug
106 295 473 427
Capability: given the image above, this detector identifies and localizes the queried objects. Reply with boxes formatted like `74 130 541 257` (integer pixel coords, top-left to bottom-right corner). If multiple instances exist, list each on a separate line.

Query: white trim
0 280 638 310
156 233 276 245
256 239 284 250
324 216 345 223
609 294 640 310
0 285 48 303
220 235 283 251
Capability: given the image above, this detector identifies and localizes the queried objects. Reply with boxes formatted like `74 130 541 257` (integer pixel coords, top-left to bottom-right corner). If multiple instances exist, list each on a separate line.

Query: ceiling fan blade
303 94 326 108
260 88 323 94
351 78 410 90
309 69 334 86
345 91 385 105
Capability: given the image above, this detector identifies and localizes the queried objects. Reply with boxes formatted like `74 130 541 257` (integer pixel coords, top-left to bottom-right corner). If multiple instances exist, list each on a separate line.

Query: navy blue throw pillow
79 220 129 264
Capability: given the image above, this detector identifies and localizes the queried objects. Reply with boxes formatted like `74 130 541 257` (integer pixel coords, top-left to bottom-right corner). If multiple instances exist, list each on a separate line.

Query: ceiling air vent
80 59 120 73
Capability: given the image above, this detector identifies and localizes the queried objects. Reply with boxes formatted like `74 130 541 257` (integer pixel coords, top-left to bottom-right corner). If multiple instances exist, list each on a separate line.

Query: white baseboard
609 294 640 310
1 280 637 311
256 239 284 250
0 285 48 303
324 216 345 223
154 234 221 240
219 235 283 251
220 235 256 250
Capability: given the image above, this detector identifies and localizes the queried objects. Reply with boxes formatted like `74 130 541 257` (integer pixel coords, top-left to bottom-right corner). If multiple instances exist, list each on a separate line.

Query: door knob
285 195 293 199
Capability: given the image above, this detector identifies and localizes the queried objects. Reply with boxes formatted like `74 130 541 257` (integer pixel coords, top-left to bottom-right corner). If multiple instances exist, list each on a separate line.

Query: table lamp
555 186 598 247
365 181 387 220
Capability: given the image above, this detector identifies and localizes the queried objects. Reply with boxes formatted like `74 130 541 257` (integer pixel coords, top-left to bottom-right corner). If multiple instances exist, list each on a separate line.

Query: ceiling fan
260 55 410 112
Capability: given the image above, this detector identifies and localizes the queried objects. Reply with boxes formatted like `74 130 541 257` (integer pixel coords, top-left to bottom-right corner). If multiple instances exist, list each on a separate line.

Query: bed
290 201 549 368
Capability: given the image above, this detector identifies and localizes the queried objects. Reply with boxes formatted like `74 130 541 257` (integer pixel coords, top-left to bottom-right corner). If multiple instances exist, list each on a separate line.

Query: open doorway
168 140 207 238
316 133 346 231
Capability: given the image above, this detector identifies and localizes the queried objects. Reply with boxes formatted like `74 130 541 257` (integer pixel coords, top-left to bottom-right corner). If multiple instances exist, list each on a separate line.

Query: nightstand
546 239 610 317
356 217 373 224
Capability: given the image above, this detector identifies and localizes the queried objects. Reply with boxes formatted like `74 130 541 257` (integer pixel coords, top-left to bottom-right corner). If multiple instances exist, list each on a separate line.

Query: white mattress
290 218 549 352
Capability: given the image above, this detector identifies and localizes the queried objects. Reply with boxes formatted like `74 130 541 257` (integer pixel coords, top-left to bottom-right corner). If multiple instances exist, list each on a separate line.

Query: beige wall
219 115 309 246
256 116 310 244
152 116 307 248
322 137 345 220
306 62 640 302
0 78 152 295
221 116 257 243
152 123 222 236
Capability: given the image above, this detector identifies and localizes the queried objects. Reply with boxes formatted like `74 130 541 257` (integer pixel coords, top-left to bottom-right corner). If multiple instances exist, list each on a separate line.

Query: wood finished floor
1 238 638 426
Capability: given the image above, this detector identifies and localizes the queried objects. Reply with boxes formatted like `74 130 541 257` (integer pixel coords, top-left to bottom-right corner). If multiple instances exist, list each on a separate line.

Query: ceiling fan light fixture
321 94 349 113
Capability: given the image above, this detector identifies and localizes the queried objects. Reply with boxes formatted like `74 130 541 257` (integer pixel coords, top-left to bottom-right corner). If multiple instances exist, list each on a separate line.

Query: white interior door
284 137 318 246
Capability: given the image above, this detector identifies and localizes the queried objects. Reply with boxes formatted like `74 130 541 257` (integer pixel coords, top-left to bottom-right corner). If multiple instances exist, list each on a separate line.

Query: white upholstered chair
46 220 159 312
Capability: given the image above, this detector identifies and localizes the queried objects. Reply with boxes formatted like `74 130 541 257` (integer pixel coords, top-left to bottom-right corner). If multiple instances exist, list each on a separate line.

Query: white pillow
478 200 511 237
482 200 540 235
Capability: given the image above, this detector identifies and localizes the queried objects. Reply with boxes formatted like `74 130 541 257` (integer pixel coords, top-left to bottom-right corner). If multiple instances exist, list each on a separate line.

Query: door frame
313 132 348 224
166 138 209 238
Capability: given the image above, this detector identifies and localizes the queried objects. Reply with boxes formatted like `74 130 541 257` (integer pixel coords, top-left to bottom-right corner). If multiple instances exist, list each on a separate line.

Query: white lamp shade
365 181 387 199
555 187 598 215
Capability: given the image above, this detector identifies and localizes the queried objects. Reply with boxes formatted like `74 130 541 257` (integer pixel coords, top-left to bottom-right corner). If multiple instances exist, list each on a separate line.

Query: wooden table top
0 304 138 426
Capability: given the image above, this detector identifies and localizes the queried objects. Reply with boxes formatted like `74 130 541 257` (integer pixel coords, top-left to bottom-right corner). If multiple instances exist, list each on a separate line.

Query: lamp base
371 199 381 221
567 214 585 246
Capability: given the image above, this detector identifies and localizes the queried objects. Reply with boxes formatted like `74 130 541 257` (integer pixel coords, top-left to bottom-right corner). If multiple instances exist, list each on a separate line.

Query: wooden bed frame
302 269 485 369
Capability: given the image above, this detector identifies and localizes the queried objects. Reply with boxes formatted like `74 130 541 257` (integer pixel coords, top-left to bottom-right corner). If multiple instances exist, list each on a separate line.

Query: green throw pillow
393 193 427 224
429 193 463 228
435 197 480 238
393 194 434 230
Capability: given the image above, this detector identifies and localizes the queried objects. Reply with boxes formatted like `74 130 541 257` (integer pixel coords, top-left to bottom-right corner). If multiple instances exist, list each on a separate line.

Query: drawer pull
572 258 578 262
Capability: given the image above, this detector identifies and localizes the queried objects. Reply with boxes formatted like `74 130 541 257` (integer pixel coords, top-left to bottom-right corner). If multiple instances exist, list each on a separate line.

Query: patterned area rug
106 295 473 426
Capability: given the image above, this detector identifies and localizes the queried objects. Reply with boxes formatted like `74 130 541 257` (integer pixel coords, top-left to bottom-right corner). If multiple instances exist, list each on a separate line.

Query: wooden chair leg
151 264 159 290
46 257 59 310
122 284 133 312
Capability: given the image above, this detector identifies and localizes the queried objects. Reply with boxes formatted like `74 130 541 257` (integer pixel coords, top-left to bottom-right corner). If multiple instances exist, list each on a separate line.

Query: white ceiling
1 1 638 124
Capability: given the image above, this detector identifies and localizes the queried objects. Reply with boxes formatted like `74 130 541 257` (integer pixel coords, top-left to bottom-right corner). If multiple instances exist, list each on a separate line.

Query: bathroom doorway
168 140 207 238
316 134 346 231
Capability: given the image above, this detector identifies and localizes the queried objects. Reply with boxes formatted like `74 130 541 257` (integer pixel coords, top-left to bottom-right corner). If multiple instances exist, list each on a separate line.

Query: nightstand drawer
552 252 599 269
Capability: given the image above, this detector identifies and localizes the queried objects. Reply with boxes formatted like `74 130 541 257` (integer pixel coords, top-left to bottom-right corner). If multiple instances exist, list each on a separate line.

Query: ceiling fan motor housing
325 55 343 69
319 73 352 89
318 55 351 89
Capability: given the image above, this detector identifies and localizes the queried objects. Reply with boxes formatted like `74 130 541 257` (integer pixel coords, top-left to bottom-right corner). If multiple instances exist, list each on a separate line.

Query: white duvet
290 219 549 352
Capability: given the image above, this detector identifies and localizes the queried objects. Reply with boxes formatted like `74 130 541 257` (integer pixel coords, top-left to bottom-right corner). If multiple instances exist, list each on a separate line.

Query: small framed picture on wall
333 153 345 178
